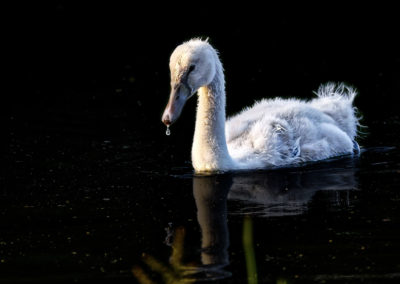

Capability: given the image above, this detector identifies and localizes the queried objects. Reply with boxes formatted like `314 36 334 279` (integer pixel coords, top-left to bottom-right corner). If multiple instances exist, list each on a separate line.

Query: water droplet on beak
166 125 171 136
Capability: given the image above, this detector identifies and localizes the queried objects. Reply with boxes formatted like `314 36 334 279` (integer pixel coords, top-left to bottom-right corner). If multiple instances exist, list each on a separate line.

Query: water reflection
133 175 232 283
193 161 358 282
192 175 232 280
134 160 358 283
228 161 358 217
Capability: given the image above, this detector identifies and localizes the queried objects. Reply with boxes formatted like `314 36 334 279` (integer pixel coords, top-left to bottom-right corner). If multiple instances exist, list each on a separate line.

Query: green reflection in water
276 278 289 284
243 215 258 284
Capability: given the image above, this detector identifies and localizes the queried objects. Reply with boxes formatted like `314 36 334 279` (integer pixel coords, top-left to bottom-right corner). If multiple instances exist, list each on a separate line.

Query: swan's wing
226 95 357 168
225 99 281 143
225 117 253 143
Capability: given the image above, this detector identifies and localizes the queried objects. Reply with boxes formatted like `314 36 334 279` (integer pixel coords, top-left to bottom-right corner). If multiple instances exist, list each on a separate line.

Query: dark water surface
3 100 400 283
5 3 400 283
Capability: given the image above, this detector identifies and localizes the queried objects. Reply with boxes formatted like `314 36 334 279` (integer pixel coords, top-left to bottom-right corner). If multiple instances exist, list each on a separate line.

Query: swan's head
162 39 217 126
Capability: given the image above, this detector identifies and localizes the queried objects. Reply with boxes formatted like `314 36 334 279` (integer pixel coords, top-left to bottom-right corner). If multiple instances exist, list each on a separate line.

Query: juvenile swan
162 38 360 173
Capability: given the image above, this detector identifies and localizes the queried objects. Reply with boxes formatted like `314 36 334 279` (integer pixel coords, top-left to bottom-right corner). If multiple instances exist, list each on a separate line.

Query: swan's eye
188 65 195 73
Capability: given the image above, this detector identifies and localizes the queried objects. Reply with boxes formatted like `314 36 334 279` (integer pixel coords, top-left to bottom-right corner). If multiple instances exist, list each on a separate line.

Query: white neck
191 57 235 172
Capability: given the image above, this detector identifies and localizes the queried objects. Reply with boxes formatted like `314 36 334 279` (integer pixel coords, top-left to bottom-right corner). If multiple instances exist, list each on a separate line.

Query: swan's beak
162 84 192 126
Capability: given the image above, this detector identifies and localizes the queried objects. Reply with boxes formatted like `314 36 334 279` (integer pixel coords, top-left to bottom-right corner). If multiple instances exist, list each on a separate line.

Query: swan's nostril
162 115 171 126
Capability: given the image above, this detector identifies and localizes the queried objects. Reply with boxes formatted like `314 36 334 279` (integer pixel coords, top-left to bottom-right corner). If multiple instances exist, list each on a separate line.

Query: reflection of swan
193 175 231 267
190 164 357 281
133 164 358 283
133 176 234 283
162 38 360 173
228 160 358 217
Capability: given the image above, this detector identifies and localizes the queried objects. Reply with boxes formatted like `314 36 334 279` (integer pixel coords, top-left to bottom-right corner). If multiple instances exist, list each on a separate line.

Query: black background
8 2 400 155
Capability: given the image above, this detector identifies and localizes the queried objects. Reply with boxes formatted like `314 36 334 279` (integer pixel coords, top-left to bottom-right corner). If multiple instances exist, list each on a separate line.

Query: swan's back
225 83 359 169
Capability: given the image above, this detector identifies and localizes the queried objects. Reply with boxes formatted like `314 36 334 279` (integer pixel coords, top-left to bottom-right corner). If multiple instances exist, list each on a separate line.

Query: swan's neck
192 61 234 172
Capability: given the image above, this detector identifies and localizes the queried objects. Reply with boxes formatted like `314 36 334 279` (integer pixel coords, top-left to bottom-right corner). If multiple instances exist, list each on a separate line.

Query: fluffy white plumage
162 38 360 173
226 83 359 169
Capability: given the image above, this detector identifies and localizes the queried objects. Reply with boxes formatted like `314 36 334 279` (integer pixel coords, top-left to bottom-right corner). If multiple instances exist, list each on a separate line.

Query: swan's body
162 38 360 173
